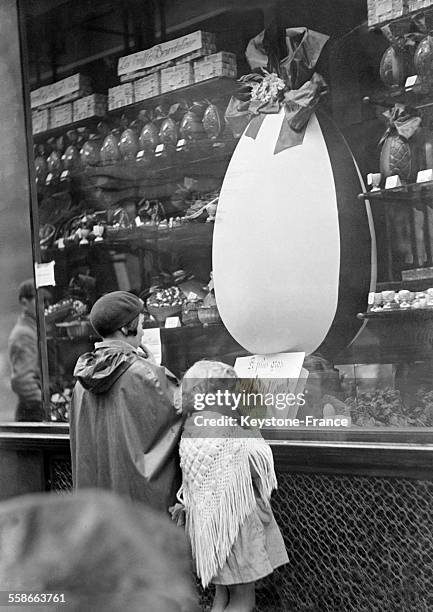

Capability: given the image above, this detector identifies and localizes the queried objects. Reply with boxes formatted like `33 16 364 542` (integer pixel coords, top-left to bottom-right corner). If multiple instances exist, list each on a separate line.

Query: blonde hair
181 360 238 415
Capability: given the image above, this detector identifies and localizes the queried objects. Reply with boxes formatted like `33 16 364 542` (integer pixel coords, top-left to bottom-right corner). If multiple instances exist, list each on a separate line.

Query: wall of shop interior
0 0 34 421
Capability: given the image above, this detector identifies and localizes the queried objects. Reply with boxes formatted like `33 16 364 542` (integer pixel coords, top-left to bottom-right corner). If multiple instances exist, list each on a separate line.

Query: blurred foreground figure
0 489 198 612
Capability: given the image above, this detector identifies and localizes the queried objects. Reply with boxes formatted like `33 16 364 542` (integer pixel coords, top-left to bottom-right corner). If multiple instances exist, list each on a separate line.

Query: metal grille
49 456 73 494
252 473 433 612
46 457 433 611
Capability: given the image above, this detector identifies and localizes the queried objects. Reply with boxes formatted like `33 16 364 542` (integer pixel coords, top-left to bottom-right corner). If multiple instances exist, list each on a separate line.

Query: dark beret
90 291 144 336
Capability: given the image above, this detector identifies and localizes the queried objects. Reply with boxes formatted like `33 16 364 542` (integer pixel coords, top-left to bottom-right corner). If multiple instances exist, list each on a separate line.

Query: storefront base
1 427 433 611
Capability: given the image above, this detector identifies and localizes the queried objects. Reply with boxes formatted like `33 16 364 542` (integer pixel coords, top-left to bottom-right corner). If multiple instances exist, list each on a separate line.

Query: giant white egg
213 109 376 357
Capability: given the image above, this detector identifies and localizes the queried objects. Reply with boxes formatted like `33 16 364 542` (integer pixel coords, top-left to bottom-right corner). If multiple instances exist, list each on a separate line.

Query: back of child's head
181 360 238 415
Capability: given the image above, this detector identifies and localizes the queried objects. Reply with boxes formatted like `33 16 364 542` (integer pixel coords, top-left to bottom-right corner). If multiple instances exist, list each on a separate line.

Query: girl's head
181 360 238 416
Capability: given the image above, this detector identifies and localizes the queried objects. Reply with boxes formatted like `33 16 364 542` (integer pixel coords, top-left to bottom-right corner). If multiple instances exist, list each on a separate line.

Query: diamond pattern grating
49 457 433 611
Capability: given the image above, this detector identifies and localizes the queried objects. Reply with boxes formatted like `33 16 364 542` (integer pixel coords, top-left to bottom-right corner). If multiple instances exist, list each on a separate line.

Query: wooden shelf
42 221 214 258
32 77 240 143
369 5 433 35
81 137 236 183
107 76 239 118
377 279 433 291
357 308 433 320
358 180 433 202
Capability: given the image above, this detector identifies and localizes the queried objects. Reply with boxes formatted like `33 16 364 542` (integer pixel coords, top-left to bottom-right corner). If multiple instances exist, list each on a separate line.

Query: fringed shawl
178 421 277 587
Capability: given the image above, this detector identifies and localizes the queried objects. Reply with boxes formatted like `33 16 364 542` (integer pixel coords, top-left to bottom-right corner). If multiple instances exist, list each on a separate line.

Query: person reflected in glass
8 279 45 422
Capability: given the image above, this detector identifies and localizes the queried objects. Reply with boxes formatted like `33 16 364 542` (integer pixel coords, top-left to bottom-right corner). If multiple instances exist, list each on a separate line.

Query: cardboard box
367 0 408 26
32 109 50 134
73 94 107 121
51 103 73 128
31 74 92 109
408 0 433 11
133 73 161 102
108 83 134 110
193 52 237 82
161 63 194 93
118 31 216 78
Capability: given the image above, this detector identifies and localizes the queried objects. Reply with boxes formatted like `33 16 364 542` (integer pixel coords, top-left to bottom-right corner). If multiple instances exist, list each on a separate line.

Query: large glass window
19 0 433 438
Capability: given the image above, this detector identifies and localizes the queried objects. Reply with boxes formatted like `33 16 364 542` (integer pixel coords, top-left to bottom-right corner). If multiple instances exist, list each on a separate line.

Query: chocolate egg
213 109 376 357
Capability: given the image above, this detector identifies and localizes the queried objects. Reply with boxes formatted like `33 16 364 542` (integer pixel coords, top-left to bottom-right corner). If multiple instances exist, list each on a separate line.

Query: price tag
165 316 181 328
235 352 305 379
385 175 401 189
417 169 433 183
35 261 56 288
405 75 419 89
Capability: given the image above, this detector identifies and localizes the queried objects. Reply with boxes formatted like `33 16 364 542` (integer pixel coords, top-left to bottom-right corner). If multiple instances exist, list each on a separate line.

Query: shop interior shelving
32 76 240 143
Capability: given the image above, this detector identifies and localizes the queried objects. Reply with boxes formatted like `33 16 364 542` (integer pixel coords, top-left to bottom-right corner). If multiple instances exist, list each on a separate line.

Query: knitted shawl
178 419 277 587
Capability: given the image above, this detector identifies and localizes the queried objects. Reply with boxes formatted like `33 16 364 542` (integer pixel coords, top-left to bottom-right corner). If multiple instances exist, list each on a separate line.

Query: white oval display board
213 109 374 356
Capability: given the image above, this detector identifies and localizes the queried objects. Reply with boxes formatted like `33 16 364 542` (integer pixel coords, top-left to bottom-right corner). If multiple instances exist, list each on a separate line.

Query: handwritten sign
118 31 213 76
35 261 56 288
141 328 162 365
235 352 305 379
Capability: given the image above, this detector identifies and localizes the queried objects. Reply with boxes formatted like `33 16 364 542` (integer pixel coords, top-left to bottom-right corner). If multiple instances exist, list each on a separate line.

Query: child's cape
178 417 277 587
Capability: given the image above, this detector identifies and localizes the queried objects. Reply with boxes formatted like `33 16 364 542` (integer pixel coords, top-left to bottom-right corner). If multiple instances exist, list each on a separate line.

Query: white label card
385 175 402 189
165 316 181 328
235 352 305 379
417 169 433 183
35 261 56 288
405 75 419 88
141 328 162 365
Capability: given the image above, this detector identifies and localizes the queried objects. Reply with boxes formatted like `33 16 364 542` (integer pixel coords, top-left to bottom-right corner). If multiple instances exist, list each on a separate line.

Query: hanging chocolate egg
203 103 225 140
46 137 63 178
159 117 178 146
213 109 376 358
379 133 415 180
414 34 433 84
34 144 48 184
100 129 121 165
139 120 160 152
180 102 206 141
379 46 413 89
119 121 141 161
80 134 102 166
62 130 81 172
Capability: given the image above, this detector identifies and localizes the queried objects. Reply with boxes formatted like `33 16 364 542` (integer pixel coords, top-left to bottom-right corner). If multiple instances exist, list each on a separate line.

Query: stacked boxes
408 0 433 10
367 0 408 25
193 52 237 83
118 31 216 83
161 64 194 93
31 109 50 134
133 73 161 102
73 94 107 122
50 103 73 129
30 73 97 134
108 83 134 110
31 74 92 110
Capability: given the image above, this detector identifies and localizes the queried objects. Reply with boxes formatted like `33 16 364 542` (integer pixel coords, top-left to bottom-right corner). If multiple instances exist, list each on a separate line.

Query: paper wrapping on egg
214 26 377 358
